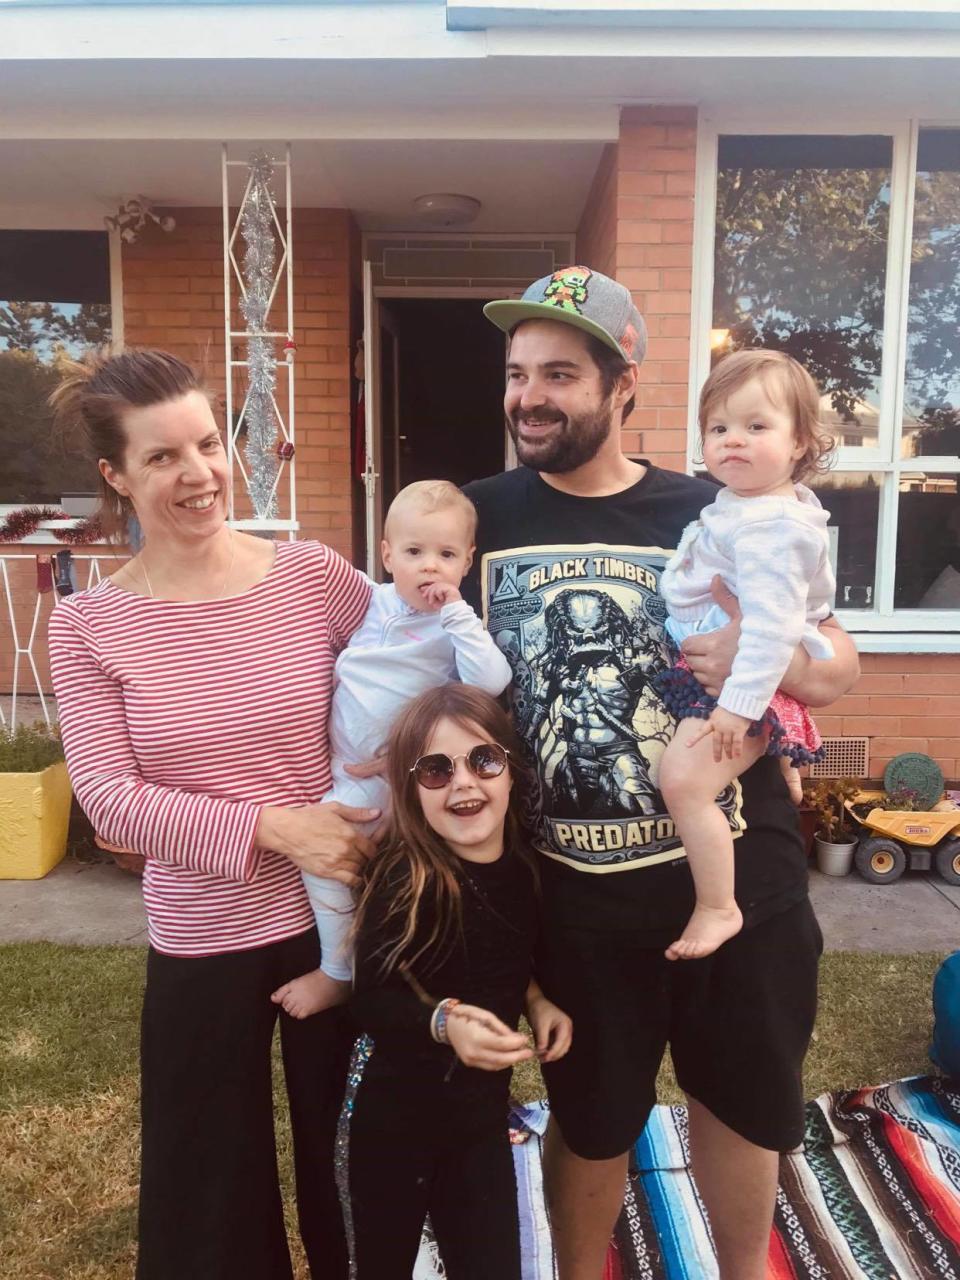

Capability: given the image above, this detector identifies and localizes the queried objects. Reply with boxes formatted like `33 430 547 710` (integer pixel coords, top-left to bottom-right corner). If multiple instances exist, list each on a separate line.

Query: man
460 266 859 1280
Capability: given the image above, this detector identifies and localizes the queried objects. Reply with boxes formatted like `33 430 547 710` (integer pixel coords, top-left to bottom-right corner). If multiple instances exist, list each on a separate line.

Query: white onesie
306 581 512 980
659 484 836 722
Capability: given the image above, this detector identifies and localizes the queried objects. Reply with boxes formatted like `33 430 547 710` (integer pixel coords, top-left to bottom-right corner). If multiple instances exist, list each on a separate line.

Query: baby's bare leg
779 757 803 805
659 719 765 960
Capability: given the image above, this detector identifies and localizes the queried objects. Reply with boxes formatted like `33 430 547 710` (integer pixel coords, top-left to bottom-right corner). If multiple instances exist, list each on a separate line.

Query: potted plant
0 723 71 879
803 776 861 876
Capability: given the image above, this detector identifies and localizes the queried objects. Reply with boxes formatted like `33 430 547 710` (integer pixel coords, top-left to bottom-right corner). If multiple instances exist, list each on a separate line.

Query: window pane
810 472 882 610
0 232 110 504
896 471 960 608
714 135 892 451
902 130 960 459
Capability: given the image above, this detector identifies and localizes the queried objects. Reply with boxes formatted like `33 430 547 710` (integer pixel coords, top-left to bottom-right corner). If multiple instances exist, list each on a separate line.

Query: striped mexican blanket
414 1077 960 1279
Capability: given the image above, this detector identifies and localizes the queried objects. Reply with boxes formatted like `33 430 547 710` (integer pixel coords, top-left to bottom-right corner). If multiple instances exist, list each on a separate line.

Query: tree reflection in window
904 130 960 459
713 135 891 442
0 232 111 505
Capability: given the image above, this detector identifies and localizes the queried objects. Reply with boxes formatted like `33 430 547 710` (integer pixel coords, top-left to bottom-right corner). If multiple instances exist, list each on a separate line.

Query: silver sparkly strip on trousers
335 1032 375 1280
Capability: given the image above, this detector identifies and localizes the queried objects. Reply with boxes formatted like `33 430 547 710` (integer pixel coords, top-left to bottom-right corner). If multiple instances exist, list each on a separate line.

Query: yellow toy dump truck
845 791 960 885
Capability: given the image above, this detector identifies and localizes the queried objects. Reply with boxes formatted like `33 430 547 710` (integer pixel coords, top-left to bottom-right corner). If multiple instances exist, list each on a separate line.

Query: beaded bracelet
430 997 461 1045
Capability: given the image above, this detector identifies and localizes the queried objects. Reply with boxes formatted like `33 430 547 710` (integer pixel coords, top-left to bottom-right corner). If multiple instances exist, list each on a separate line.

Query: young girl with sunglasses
337 683 572 1280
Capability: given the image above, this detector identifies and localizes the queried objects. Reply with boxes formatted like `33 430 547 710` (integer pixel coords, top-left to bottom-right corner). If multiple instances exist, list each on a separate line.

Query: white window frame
689 112 960 653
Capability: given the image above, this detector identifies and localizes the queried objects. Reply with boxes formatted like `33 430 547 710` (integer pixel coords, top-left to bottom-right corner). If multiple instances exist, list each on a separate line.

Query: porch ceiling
0 137 607 234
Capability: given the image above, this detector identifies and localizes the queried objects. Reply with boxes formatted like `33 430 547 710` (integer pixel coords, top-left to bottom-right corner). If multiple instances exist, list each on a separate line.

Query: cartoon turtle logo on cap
543 266 592 314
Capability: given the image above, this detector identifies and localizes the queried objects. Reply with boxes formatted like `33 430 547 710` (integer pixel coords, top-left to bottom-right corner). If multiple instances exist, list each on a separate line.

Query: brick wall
576 106 696 470
617 106 696 471
123 206 357 559
814 654 960 783
576 143 617 280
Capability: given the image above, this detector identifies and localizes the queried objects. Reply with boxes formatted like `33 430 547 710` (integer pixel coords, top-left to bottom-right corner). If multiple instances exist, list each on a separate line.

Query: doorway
364 295 509 575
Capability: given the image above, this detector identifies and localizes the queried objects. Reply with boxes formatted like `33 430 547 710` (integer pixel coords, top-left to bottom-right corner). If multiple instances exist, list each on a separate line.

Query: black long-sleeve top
350 847 538 1112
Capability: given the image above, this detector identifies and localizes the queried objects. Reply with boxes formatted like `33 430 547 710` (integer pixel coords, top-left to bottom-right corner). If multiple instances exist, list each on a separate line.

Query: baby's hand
686 707 753 762
419 581 462 610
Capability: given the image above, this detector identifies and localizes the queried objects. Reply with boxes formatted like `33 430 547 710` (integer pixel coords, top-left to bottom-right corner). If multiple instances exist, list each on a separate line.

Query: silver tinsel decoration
239 153 281 519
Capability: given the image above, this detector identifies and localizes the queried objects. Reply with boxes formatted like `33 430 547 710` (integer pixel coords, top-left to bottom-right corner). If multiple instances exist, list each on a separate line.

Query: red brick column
577 107 697 470
616 106 697 470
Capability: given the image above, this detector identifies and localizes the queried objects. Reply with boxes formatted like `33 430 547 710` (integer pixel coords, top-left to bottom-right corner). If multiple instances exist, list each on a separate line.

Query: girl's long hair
352 683 534 979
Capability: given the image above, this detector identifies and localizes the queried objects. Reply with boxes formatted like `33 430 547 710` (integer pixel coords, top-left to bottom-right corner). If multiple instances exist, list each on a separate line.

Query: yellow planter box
0 761 72 879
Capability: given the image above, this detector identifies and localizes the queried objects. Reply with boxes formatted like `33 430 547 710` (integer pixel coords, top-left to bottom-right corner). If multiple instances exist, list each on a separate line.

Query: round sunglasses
410 743 510 790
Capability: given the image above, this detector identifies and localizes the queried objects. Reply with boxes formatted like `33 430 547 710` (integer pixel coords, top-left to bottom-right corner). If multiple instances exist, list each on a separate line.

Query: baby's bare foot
270 970 351 1019
665 903 743 961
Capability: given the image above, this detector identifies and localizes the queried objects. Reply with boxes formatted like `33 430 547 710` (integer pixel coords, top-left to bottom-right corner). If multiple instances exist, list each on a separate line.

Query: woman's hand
525 984 573 1063
445 1004 534 1071
255 802 379 887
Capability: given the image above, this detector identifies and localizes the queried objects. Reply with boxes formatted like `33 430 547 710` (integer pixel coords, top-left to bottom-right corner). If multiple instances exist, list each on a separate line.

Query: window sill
844 632 960 654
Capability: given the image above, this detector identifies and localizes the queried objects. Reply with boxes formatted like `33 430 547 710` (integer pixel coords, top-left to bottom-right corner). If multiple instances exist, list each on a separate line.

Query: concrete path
0 857 957 952
0 856 148 946
808 867 959 953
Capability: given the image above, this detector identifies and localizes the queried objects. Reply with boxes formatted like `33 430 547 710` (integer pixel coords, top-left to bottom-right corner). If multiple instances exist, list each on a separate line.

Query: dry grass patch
0 944 949 1279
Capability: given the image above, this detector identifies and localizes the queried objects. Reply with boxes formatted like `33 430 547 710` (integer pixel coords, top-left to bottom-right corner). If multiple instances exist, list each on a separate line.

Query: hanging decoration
0 506 103 545
239 152 281 519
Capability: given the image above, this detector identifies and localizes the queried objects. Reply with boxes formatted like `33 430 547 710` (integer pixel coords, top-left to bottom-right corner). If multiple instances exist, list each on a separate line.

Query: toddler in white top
656 349 839 961
272 480 511 1018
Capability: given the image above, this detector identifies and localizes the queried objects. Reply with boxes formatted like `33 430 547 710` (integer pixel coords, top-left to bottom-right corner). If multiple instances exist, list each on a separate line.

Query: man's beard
507 400 615 473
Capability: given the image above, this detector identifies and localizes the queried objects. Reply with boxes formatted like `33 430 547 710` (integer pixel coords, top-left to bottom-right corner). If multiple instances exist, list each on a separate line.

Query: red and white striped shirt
48 541 372 957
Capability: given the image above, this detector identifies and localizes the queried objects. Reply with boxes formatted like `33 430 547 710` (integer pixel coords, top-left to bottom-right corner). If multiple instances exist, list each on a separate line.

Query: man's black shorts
537 897 822 1160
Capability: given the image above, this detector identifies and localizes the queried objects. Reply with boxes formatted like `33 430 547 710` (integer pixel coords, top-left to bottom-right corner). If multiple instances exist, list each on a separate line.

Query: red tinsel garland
0 506 104 545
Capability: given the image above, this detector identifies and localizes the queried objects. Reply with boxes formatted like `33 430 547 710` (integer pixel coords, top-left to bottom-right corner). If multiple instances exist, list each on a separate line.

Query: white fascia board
0 3 479 59
0 103 617 139
483 25 960 58
448 1 960 32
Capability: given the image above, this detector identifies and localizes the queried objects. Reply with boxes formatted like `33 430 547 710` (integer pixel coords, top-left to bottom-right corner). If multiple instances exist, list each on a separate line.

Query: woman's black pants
136 928 351 1280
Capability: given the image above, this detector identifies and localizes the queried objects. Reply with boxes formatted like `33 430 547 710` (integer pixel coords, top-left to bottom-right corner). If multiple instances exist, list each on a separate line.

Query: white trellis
0 530 108 729
222 144 298 535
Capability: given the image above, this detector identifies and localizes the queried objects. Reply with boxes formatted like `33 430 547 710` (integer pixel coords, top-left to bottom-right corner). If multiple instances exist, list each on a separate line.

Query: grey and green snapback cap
484 266 647 364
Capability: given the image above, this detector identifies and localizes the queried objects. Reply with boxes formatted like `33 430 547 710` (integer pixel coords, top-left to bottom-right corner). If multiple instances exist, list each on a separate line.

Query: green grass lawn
0 944 948 1280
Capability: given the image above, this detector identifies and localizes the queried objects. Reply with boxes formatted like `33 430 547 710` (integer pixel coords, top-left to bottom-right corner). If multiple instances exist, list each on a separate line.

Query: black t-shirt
350 848 538 1109
462 463 808 942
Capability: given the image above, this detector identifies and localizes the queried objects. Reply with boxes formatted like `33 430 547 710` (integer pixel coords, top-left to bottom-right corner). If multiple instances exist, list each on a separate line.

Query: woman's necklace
138 531 237 601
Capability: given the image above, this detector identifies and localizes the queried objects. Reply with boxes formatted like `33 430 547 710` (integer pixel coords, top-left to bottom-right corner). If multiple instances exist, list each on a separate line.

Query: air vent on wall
807 737 869 780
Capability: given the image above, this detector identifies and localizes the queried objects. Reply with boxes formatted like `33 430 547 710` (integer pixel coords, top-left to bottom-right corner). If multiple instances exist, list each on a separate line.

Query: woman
47 349 375 1280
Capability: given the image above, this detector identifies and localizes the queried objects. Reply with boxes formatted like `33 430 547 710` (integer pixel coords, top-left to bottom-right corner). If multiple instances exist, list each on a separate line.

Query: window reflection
0 231 110 504
810 473 881 610
714 135 891 452
897 473 960 608
903 130 960 459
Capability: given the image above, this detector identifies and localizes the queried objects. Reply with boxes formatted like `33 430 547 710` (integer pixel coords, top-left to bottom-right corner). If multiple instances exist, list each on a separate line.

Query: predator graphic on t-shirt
482 541 743 874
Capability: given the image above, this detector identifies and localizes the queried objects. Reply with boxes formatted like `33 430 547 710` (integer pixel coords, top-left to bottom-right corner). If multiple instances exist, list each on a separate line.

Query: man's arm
778 615 860 707
680 578 860 709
